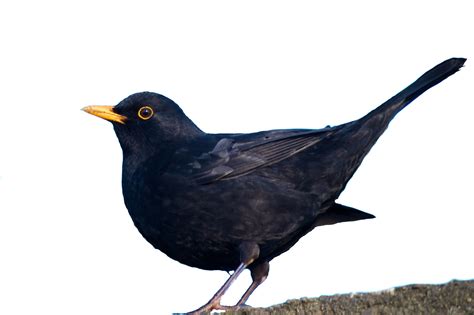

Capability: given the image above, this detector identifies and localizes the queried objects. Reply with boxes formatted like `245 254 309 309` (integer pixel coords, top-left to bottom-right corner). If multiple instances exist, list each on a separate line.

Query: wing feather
194 128 338 184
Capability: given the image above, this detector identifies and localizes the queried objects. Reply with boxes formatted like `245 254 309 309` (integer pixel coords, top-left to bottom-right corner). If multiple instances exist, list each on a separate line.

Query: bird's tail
312 58 465 200
358 57 466 128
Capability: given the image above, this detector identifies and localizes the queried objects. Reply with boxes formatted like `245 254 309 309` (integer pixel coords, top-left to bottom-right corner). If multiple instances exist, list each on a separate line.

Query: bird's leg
186 242 260 315
235 261 269 307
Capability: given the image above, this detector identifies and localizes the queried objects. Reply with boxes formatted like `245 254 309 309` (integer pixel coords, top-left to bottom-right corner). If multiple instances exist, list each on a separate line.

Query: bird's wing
193 128 339 184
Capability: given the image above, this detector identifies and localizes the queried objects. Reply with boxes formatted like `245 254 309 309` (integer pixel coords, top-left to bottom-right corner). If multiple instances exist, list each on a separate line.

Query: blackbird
83 58 465 314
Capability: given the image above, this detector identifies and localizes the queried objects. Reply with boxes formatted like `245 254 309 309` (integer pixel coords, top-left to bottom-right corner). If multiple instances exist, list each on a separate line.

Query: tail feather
313 58 466 200
340 57 466 151
315 203 375 227
365 58 466 122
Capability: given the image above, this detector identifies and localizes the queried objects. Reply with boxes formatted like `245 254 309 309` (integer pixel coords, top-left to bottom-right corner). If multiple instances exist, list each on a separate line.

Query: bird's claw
184 301 251 314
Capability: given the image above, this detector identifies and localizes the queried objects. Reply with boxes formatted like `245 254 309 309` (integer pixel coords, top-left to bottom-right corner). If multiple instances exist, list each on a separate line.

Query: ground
226 280 473 315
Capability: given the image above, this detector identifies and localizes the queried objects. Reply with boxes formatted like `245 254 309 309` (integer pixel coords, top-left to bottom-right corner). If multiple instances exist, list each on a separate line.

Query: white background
0 1 473 314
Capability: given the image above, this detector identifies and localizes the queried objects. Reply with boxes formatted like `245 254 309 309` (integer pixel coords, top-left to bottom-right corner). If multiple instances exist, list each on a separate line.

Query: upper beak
82 106 127 124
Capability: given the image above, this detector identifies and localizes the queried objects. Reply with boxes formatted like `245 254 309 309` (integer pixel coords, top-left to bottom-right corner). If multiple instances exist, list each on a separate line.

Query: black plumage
83 58 465 314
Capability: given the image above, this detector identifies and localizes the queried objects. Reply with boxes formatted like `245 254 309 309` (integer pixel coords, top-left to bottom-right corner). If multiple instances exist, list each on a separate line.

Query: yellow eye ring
138 106 154 120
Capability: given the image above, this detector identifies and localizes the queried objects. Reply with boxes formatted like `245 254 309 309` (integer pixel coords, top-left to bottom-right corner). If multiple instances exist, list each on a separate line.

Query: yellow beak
82 106 127 124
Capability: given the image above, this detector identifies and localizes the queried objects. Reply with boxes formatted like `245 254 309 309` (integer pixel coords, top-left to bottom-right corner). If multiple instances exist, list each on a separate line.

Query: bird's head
83 92 203 155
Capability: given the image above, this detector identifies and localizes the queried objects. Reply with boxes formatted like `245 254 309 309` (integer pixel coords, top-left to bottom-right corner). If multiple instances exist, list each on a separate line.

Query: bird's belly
123 177 319 271
126 202 243 271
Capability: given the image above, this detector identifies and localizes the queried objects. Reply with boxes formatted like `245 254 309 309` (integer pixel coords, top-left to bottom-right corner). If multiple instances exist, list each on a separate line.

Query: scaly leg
235 261 270 307
186 242 260 314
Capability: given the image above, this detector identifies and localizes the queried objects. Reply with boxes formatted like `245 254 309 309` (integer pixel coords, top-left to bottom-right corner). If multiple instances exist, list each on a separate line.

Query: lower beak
82 106 127 124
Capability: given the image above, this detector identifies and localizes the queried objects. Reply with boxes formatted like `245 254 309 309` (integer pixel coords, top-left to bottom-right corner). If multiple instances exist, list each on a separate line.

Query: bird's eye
138 106 154 120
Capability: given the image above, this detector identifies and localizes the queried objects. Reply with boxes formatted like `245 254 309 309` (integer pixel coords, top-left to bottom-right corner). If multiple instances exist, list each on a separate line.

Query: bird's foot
184 299 225 315
184 302 252 314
